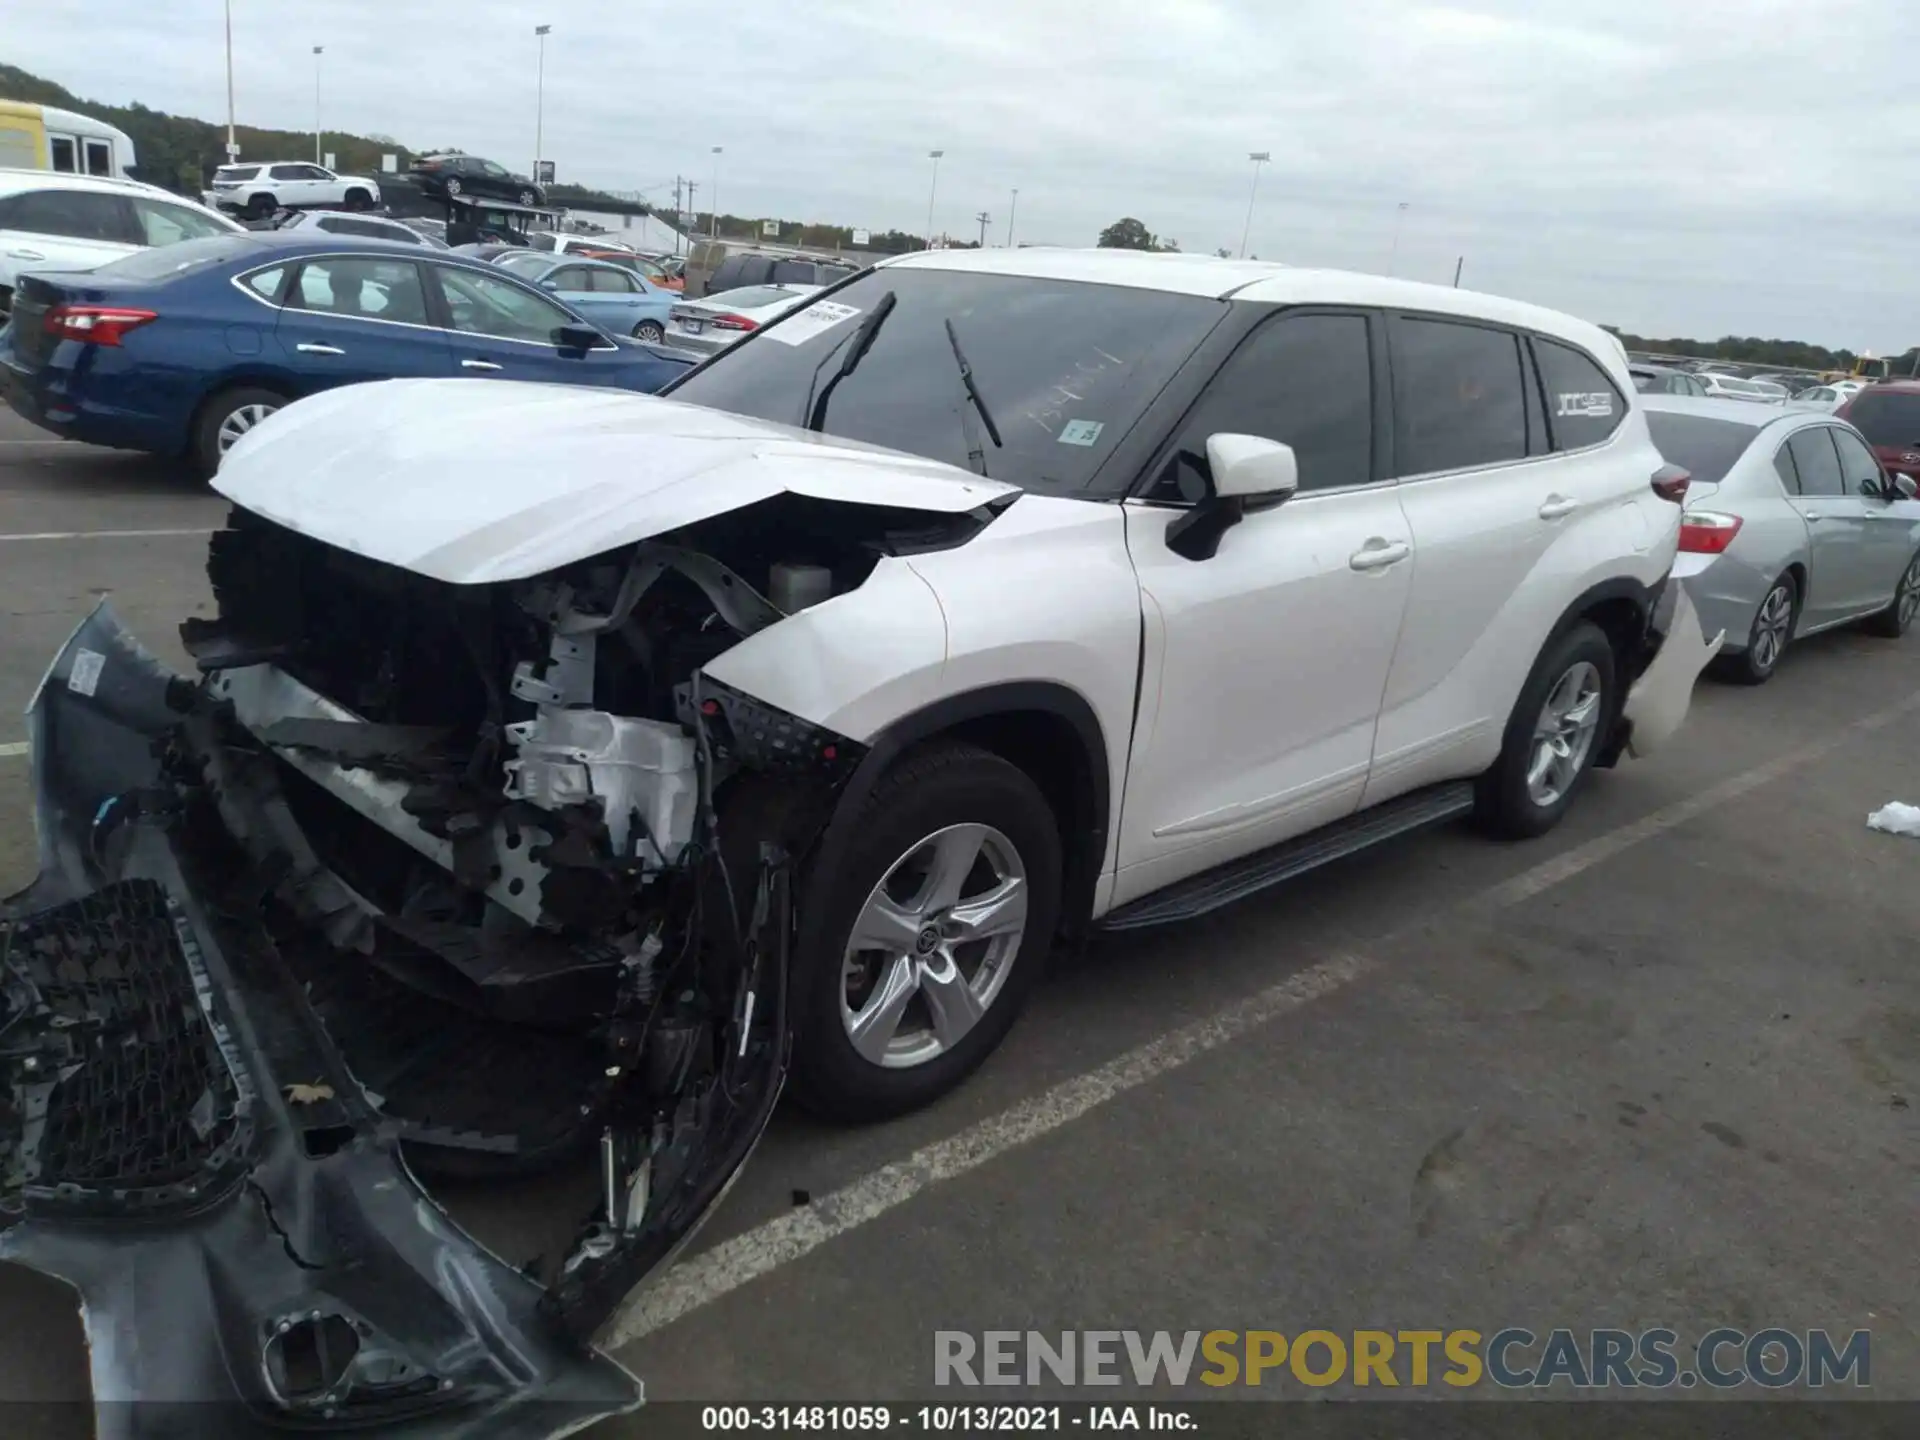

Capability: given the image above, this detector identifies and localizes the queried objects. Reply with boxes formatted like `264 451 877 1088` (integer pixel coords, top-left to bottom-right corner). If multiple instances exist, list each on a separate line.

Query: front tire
631 320 665 343
192 386 286 478
1713 574 1796 684
1864 551 1920 638
343 188 372 210
1476 622 1616 839
790 743 1061 1121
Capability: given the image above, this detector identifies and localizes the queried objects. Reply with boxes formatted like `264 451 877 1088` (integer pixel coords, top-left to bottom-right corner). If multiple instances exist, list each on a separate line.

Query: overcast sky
15 0 1917 350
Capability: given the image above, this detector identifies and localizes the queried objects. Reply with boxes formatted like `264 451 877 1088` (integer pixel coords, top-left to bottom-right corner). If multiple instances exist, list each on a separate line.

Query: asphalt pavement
1 411 1916 1426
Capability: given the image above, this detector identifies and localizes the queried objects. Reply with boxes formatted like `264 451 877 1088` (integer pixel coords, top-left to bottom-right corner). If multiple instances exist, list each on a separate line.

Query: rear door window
1161 311 1374 494
548 265 596 290
1534 338 1626 449
1786 428 1846 497
1390 316 1528 475
590 267 637 293
0 189 133 243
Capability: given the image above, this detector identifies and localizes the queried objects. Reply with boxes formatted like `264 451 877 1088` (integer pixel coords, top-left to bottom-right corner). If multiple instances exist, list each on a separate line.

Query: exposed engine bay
0 489 1001 1436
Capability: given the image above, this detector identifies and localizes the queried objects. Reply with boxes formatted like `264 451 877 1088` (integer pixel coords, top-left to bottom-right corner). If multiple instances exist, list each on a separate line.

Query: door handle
1349 539 1411 571
7 249 46 261
1804 511 1829 522
294 342 344 355
461 359 503 372
1538 495 1579 520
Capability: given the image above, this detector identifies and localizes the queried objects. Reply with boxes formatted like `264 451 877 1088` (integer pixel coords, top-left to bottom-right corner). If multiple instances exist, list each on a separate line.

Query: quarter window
289 257 430 325
1165 312 1374 494
1772 444 1799 493
1392 317 1527 475
239 264 289 303
1831 427 1887 494
435 266 575 343
1534 338 1625 449
1785 428 1846 497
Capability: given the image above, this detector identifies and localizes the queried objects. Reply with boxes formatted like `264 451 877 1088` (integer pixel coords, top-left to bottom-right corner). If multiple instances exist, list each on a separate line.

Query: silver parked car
664 282 823 356
1644 394 1920 683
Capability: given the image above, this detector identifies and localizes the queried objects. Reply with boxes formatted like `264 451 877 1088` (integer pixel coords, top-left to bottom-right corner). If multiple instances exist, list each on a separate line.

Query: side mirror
1207 433 1300 501
539 279 560 291
1894 473 1919 501
1165 434 1300 562
553 324 603 352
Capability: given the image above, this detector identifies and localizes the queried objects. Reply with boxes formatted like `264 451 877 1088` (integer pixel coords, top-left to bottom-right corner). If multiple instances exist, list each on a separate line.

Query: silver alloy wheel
215 402 279 456
1751 583 1793 672
445 176 463 196
1526 660 1604 808
839 822 1029 1069
1898 559 1920 628
633 321 664 342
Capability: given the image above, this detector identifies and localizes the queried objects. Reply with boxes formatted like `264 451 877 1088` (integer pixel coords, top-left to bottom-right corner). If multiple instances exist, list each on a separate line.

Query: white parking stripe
0 741 26 758
0 527 213 542
605 684 1920 1348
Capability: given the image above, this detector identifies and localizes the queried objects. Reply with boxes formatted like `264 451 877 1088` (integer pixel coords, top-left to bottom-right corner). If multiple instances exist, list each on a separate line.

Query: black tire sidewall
1478 622 1617 839
1868 553 1920 638
193 386 285 477
790 745 1061 1120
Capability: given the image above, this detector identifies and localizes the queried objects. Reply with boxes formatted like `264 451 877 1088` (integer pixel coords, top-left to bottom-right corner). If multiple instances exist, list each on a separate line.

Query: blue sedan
0 232 694 475
492 253 682 343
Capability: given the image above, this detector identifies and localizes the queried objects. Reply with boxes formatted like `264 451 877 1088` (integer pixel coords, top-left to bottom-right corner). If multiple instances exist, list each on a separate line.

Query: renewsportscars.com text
933 1328 1871 1390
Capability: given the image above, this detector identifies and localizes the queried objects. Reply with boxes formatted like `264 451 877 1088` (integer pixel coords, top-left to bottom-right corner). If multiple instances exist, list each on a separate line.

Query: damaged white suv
2 249 1718 1430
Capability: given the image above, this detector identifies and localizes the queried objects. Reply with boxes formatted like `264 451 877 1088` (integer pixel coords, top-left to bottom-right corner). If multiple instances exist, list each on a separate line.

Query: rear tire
343 188 372 210
445 177 464 197
518 188 537 206
192 385 287 478
789 743 1061 1121
245 192 277 220
1711 574 1795 684
1476 622 1616 839
631 320 665 343
1864 551 1920 638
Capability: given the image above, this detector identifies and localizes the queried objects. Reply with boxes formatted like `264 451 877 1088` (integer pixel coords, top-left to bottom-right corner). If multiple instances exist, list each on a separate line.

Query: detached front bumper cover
1619 583 1724 759
1 603 644 1439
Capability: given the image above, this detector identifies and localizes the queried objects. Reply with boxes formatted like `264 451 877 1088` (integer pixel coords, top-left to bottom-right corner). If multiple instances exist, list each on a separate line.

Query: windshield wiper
943 317 1004 477
804 290 896 432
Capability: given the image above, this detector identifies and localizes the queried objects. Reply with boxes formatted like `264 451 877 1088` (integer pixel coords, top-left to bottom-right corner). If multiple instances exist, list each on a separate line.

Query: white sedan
665 282 822 355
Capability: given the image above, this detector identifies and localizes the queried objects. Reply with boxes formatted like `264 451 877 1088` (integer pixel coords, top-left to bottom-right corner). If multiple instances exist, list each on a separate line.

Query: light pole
533 24 551 180
1006 188 1018 247
312 46 323 164
710 146 723 239
1388 201 1409 275
924 150 943 249
1239 151 1269 259
975 211 991 248
223 0 238 160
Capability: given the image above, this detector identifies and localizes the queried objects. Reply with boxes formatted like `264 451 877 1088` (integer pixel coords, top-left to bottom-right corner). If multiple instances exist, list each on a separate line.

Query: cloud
12 0 1917 348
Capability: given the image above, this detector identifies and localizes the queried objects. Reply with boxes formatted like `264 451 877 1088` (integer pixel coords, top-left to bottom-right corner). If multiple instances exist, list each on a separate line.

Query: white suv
0 168 239 316
13 247 1721 1383
202 160 381 218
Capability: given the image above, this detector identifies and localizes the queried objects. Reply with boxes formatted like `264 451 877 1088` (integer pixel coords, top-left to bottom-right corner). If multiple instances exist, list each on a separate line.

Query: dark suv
409 153 546 206
702 250 856 298
1836 381 1920 480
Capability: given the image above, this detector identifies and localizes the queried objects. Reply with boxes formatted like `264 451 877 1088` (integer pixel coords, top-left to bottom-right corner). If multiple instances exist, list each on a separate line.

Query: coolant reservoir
769 562 834 613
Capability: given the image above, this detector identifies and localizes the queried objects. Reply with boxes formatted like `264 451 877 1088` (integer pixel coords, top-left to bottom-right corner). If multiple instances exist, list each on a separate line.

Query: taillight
1679 510 1742 554
1651 462 1690 503
711 313 757 332
43 305 158 347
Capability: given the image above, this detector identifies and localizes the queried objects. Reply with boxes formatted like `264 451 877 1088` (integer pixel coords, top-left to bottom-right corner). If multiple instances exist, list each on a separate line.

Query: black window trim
1125 302 1391 506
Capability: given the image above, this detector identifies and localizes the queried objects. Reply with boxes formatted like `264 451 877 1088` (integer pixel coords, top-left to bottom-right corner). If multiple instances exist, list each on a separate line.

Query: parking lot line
0 742 26 758
605 681 1920 1349
0 528 213 542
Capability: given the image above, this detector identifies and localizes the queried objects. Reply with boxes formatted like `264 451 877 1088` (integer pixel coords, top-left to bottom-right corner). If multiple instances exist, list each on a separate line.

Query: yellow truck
0 100 136 178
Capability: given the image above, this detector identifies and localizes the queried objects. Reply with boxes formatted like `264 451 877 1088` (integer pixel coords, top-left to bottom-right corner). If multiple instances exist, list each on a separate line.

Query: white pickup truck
202 161 381 218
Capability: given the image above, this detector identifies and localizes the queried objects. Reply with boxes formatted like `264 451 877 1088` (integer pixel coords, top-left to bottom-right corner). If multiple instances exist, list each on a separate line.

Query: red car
1837 380 1920 481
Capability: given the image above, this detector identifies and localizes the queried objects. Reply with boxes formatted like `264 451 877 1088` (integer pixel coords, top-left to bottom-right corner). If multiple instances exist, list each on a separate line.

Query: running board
1099 782 1477 931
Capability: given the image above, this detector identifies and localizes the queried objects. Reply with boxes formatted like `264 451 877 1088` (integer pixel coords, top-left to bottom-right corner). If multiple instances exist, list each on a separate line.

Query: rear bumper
1 605 644 1438
2 349 187 456
1615 583 1725 760
1670 550 1767 655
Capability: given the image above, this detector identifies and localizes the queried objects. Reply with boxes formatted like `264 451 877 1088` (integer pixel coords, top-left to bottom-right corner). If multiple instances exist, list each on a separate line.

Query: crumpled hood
214 378 1019 584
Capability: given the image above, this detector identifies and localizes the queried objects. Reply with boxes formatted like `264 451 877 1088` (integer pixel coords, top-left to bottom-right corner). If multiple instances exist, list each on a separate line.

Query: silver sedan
1643 394 1920 684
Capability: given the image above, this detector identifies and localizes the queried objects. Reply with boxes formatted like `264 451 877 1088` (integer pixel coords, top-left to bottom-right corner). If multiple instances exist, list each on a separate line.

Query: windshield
664 267 1225 494
1646 411 1761 486
1844 391 1920 448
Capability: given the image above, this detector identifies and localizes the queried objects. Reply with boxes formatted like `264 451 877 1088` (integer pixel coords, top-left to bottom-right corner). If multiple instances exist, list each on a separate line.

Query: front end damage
0 494 977 1434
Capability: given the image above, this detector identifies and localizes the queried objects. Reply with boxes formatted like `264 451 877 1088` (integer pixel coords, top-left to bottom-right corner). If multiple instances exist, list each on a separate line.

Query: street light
312 46 323 164
1006 188 1018 248
223 0 238 160
533 24 551 180
1387 201 1410 275
923 150 945 249
711 146 723 240
1239 151 1269 260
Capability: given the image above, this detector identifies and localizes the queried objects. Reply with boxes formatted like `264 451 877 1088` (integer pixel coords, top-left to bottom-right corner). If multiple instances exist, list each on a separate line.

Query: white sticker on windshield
1058 419 1105 447
68 648 105 697
1557 391 1613 418
764 300 862 346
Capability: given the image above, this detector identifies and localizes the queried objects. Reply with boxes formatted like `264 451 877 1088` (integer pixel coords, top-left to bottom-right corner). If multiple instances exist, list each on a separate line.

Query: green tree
1098 217 1155 250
